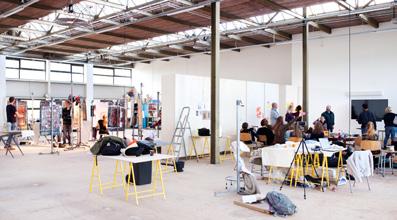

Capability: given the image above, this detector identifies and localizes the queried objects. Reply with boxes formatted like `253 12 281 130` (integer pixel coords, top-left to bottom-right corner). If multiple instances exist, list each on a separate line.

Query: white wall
292 22 397 133
135 44 292 84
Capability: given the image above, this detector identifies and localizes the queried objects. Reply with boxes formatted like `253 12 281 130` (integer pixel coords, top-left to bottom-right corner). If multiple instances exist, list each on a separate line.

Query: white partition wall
291 22 397 133
0 55 6 130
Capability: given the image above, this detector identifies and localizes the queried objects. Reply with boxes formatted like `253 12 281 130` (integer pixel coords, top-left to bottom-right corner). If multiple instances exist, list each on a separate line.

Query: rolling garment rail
170 107 198 162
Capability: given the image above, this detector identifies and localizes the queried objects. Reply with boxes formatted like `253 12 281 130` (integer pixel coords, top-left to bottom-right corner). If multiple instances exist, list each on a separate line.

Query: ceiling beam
335 0 379 29
169 45 205 53
307 21 332 34
100 32 142 41
77 37 116 45
263 29 291 40
160 16 204 28
60 43 100 50
227 34 267 45
126 24 173 34
0 0 41 19
254 0 303 19
358 14 379 28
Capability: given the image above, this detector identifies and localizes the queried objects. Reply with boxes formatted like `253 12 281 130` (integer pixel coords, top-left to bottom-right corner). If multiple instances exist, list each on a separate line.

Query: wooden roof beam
227 34 267 45
126 24 173 35
263 29 291 40
307 21 332 34
358 14 379 28
169 45 206 53
160 16 203 28
335 0 378 29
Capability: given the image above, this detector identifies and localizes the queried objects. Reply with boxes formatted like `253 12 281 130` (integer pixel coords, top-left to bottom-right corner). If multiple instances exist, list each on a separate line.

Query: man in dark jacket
62 100 72 146
256 119 275 145
321 105 335 132
358 103 377 135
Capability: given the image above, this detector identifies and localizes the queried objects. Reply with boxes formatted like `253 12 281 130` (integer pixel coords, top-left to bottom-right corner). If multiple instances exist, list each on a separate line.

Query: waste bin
125 161 152 185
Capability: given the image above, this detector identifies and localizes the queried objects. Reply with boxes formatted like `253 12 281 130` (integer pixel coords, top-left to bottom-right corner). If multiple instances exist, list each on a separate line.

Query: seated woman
362 121 378 140
240 122 256 144
255 119 275 146
273 116 298 144
97 115 109 138
307 121 325 141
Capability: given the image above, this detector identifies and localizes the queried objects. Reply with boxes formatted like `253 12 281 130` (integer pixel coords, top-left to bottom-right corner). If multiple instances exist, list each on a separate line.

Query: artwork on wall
255 106 263 119
17 101 28 130
40 100 62 136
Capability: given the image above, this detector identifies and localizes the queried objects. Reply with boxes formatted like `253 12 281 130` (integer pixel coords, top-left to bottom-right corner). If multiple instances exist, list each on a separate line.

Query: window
5 68 19 79
93 66 132 86
5 57 46 80
50 62 84 83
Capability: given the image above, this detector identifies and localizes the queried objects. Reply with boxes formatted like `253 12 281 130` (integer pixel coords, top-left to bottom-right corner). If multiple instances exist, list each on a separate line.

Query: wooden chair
356 140 381 151
288 137 302 143
240 133 252 142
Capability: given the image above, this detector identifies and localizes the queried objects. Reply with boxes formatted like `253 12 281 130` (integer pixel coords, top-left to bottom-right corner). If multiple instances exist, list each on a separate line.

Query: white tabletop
262 143 346 167
102 154 174 163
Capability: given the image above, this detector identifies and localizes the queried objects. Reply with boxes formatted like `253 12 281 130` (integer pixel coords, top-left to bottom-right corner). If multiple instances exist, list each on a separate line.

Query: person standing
6 97 19 131
321 105 335 132
270 102 280 126
383 106 396 147
285 104 295 123
62 100 72 146
358 103 377 135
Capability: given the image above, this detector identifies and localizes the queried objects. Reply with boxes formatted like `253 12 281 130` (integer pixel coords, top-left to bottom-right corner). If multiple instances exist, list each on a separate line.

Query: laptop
319 138 332 149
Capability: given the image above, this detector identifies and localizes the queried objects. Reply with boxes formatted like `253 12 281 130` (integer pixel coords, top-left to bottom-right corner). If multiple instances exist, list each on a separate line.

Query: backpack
90 136 126 155
265 191 297 216
100 140 123 156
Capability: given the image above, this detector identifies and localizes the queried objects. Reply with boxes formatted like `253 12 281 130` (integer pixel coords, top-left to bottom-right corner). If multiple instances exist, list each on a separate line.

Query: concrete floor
1 146 396 220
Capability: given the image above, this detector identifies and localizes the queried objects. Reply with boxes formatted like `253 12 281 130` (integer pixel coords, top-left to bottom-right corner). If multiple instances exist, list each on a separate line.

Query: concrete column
0 55 6 131
210 1 220 164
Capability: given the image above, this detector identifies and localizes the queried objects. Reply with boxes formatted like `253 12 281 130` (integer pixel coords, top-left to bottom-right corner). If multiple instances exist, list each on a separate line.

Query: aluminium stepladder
170 107 199 162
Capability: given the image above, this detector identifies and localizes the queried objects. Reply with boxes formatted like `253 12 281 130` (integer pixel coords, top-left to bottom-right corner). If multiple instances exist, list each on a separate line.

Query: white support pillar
279 84 287 117
0 55 6 131
46 60 51 97
85 63 94 107
85 63 94 141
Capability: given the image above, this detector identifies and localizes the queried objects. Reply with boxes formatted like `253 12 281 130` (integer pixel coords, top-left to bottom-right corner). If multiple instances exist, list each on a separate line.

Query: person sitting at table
273 116 298 144
307 121 325 141
362 121 378 141
97 115 109 138
255 119 274 146
240 122 256 144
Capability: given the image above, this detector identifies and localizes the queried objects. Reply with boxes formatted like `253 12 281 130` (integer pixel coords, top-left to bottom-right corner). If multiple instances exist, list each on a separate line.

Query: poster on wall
17 101 28 130
256 106 263 119
40 100 62 136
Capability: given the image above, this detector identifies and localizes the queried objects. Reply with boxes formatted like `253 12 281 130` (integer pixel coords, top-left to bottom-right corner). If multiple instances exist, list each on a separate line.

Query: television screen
351 99 388 121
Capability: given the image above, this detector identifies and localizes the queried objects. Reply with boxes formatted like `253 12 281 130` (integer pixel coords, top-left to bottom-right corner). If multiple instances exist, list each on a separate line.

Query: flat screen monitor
351 99 388 121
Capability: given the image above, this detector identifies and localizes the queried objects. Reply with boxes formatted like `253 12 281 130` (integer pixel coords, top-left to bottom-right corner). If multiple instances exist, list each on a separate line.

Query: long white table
89 154 174 205
261 142 346 187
